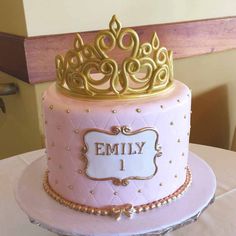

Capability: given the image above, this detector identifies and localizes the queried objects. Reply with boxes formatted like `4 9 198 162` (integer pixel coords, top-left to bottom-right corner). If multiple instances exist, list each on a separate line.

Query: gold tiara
56 15 174 100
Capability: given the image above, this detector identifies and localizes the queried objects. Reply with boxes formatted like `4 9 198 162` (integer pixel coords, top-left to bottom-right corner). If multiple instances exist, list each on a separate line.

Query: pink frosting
43 80 191 207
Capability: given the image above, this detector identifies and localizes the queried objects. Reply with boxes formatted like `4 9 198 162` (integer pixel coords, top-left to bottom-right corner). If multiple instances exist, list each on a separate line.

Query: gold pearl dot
138 189 142 193
68 185 73 190
49 105 53 110
66 109 70 113
112 109 117 113
169 160 172 164
170 121 174 126
136 108 141 113
74 129 79 134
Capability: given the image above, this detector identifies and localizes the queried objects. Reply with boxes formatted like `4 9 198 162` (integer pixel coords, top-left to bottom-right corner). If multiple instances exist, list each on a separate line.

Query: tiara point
56 16 174 100
110 15 121 36
74 33 84 51
152 32 160 50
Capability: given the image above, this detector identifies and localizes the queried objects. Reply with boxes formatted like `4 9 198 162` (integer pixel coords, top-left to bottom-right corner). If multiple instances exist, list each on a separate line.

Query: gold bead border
43 168 192 220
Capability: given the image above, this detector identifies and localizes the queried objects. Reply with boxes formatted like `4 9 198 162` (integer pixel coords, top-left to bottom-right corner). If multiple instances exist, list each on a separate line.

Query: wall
21 0 236 36
1 0 236 36
0 72 43 159
32 48 236 151
1 49 236 158
0 0 27 36
175 49 236 150
1 1 236 158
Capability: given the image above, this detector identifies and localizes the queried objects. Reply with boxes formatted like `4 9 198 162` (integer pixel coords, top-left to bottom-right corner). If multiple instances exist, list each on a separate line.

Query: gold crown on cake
56 15 174 99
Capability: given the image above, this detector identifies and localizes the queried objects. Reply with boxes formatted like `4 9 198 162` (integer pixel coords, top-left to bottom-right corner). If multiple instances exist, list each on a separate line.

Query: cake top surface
56 15 174 100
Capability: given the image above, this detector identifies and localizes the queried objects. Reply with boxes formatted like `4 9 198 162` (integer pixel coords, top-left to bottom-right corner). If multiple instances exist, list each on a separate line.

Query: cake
42 16 192 220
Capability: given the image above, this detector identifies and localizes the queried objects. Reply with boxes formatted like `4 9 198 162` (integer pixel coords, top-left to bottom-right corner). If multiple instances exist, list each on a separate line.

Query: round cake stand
15 152 216 236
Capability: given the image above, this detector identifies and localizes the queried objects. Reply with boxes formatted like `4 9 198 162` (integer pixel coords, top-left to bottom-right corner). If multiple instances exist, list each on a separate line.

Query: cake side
42 79 191 210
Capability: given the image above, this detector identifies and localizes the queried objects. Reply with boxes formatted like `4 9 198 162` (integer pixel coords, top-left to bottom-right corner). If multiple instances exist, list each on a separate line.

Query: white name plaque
82 126 161 186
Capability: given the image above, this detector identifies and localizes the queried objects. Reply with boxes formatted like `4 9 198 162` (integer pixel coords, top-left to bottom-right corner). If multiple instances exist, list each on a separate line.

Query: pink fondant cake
42 16 192 220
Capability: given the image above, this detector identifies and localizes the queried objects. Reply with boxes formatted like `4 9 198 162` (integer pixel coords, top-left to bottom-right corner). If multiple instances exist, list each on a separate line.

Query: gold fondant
68 185 73 190
106 143 119 155
56 15 174 100
74 129 79 134
120 159 125 171
43 168 192 220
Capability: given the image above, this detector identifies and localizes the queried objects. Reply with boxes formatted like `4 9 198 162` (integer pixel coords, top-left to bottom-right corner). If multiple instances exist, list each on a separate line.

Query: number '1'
120 159 125 171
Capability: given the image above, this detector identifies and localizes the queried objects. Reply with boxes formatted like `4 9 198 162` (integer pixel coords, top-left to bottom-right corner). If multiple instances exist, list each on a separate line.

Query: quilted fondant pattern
43 80 191 207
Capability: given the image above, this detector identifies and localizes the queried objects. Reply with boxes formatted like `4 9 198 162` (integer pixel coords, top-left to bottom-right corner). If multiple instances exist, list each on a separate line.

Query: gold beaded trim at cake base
56 15 174 100
43 168 192 221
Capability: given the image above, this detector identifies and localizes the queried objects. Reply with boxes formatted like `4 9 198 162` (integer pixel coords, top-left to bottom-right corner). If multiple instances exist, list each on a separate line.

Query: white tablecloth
1 144 236 236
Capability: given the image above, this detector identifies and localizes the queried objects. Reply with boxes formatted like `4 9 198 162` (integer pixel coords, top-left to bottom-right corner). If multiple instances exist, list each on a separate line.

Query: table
1 144 236 236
